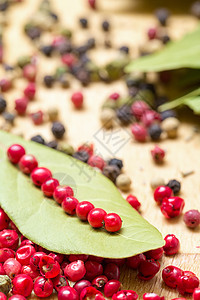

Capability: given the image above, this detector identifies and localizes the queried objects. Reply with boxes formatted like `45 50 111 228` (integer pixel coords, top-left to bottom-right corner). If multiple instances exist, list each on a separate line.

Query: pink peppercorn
12 274 33 297
15 98 28 115
153 186 173 205
141 110 161 128
41 178 59 198
34 276 54 298
23 64 37 82
109 93 120 101
71 92 84 109
161 197 185 218
0 208 10 231
64 260 86 282
131 123 147 142
7 144 26 164
88 0 96 9
145 247 164 260
126 195 141 211
126 254 146 269
23 82 36 100
147 28 158 40
18 154 38 175
62 54 77 68
143 293 164 300
193 287 200 300
0 292 6 300
163 234 180 255
183 210 200 228
162 265 183 288
138 259 160 280
131 101 150 120
151 146 165 163
112 290 138 300
0 78 12 92
88 155 105 171
177 271 199 295
30 110 44 125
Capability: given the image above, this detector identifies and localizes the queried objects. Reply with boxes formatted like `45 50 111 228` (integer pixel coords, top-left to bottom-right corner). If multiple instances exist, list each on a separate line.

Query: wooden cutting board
1 0 200 299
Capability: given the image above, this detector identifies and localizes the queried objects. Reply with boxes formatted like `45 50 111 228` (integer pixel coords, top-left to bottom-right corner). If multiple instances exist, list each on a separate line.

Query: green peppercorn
58 142 74 156
17 55 31 68
0 275 11 295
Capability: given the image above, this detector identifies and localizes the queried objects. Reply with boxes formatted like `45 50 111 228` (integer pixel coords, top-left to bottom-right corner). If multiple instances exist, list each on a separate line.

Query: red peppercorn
88 256 104 263
193 287 200 300
131 101 150 120
88 0 96 9
109 93 120 101
88 155 105 171
0 263 5 275
151 146 165 164
21 265 40 279
162 265 183 288
34 276 54 298
71 92 84 109
20 239 35 248
104 213 122 232
0 208 9 231
24 82 36 100
41 178 59 197
104 263 120 280
177 271 199 294
7 144 26 164
145 247 164 260
161 197 185 218
80 286 103 300
104 280 121 297
30 110 44 125
23 64 37 82
64 260 86 282
153 186 173 205
112 290 138 300
18 154 38 175
0 248 15 263
3 258 21 278
92 275 108 289
126 195 141 211
141 110 161 128
104 258 125 267
49 252 64 264
147 28 158 40
53 186 74 204
76 201 95 221
0 292 6 300
183 210 200 228
31 167 52 187
131 124 147 142
0 78 12 92
84 261 103 281
69 254 88 262
62 53 77 68
138 259 160 280
163 234 180 255
62 197 79 215
73 280 92 295
58 286 79 300
12 274 33 297
16 245 36 265
30 251 45 271
88 208 107 228
0 229 19 249
143 293 164 300
52 274 69 292
15 98 28 115
39 255 60 278
126 254 146 269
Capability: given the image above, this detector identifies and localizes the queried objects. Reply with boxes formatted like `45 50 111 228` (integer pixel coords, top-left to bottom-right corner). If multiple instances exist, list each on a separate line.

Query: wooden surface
1 0 200 299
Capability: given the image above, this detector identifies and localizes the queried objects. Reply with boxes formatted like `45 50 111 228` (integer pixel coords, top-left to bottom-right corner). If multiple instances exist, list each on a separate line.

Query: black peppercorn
191 1 200 18
31 135 45 145
166 179 181 195
0 96 7 113
116 105 133 125
3 112 15 124
161 110 177 121
51 122 66 139
46 140 58 149
73 150 89 163
43 75 55 88
119 46 129 54
102 165 121 183
49 12 59 21
108 158 123 170
0 1 9 12
79 18 88 29
148 124 162 141
26 26 41 40
161 35 171 44
102 20 110 32
155 8 170 26
40 45 54 57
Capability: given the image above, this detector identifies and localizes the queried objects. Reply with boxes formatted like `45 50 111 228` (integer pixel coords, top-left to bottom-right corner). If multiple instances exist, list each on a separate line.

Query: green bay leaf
159 87 200 114
0 131 164 258
125 26 200 73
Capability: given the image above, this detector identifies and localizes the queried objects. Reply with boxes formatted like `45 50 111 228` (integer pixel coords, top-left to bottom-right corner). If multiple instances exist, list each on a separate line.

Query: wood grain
1 0 200 299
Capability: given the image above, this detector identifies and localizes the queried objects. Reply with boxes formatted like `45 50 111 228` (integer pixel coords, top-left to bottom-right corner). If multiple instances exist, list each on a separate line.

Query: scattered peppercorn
119 46 129 54
160 110 176 121
79 18 88 28
116 105 133 125
43 75 55 88
102 165 121 183
58 143 75 156
40 45 54 57
47 107 59 122
31 135 46 145
100 108 116 129
108 158 123 170
161 117 180 138
102 20 110 32
73 150 90 163
148 124 162 141
2 112 15 125
151 145 165 164
155 8 170 26
51 122 66 139
183 210 200 228
116 174 131 192
46 141 58 149
0 96 6 113
166 179 181 195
